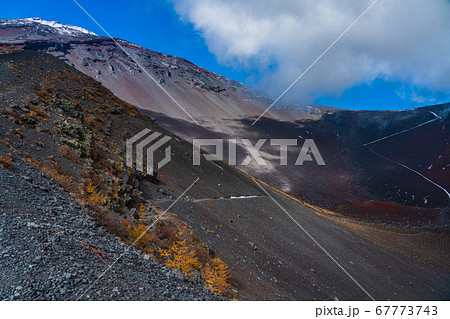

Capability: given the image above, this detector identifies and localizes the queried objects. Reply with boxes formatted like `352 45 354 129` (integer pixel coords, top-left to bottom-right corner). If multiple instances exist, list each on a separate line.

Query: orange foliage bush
1 138 11 148
0 153 14 170
84 182 107 206
58 145 82 164
202 258 230 295
123 219 154 254
86 114 95 127
34 85 57 101
6 62 19 72
28 104 49 119
29 158 78 194
159 226 201 276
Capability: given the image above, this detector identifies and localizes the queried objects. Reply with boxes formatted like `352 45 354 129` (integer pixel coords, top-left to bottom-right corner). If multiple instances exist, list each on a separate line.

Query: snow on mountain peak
2 17 98 37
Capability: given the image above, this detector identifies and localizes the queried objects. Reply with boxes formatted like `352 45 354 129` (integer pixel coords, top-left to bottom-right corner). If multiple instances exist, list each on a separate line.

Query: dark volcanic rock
0 157 225 301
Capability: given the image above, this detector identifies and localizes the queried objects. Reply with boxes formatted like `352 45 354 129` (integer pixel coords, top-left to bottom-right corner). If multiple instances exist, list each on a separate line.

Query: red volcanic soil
333 201 440 227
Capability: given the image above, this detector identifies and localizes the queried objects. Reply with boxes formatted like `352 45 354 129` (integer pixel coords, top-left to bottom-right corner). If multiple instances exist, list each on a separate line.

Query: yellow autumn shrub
85 182 107 205
159 226 201 276
202 258 230 295
123 219 154 254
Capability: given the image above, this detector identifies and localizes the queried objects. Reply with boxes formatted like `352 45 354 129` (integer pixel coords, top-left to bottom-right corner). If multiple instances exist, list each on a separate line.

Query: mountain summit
0 17 97 41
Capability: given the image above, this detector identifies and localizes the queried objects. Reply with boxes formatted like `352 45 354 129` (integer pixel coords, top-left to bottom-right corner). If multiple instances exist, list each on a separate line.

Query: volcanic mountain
1 49 449 301
0 18 448 225
1 13 450 301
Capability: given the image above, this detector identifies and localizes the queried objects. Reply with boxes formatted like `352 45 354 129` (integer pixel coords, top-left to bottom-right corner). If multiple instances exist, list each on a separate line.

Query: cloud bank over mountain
172 0 450 106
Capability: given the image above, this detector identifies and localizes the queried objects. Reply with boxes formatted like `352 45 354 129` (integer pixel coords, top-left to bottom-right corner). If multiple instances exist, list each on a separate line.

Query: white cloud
172 0 450 105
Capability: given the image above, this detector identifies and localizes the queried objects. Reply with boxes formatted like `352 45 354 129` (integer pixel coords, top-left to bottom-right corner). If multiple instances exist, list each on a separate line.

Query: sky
2 0 450 110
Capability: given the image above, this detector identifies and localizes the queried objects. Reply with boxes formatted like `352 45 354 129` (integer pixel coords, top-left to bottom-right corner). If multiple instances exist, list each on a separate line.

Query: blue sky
2 0 449 110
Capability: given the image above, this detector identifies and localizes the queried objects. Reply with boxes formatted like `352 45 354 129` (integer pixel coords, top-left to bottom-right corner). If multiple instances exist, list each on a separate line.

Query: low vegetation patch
28 157 78 194
58 144 82 164
83 182 108 207
159 226 202 277
123 220 155 254
0 153 14 171
28 104 49 119
202 258 231 295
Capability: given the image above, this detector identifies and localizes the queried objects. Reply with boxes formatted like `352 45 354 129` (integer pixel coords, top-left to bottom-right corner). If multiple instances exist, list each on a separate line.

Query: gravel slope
0 152 225 301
